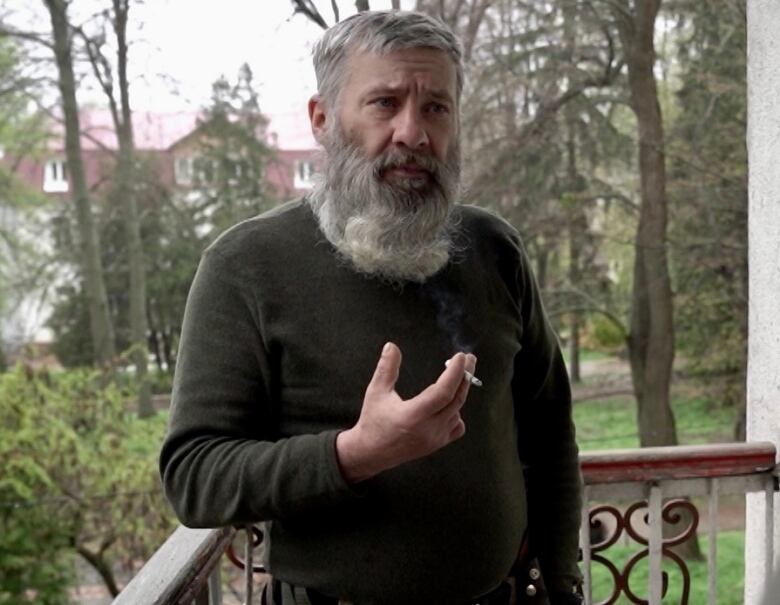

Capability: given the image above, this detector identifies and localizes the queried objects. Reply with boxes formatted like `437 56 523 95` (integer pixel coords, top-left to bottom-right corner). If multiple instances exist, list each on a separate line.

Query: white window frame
174 156 194 185
294 159 316 189
43 159 68 193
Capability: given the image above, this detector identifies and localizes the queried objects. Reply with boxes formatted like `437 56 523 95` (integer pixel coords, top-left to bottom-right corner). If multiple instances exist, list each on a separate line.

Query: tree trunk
44 0 116 365
150 327 163 372
534 242 549 291
568 314 581 382
565 117 585 383
616 0 701 560
355 0 370 12
76 544 120 597
161 327 174 372
733 216 749 440
113 0 153 416
616 0 677 448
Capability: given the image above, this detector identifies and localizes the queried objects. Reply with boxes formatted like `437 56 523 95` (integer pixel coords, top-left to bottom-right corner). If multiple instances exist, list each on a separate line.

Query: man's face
307 46 462 285
336 47 458 183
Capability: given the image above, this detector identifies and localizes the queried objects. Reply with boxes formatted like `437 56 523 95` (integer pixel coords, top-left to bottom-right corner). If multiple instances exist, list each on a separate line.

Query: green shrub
147 368 174 395
0 365 175 602
584 314 626 351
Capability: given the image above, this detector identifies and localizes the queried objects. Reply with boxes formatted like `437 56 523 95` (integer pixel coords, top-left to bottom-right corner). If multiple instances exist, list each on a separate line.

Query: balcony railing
113 442 778 605
578 442 777 605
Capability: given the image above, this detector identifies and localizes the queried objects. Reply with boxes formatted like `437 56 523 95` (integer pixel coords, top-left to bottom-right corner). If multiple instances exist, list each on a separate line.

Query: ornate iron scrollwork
225 524 266 573
580 499 698 605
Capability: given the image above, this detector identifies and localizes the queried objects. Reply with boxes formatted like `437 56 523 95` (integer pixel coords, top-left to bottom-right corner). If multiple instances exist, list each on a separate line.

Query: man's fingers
367 342 402 394
465 353 477 378
449 415 466 440
428 352 478 421
412 353 468 414
440 352 467 387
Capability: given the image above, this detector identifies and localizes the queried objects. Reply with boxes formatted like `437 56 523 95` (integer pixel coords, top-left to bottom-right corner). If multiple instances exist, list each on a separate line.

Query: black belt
264 550 552 605
296 580 513 605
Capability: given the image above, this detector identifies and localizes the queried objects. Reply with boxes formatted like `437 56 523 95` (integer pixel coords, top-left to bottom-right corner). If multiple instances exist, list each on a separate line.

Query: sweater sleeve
512 238 583 597
159 249 361 528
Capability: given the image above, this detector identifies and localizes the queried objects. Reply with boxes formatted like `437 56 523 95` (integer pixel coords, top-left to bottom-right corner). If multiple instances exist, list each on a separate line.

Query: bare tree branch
0 25 54 49
545 286 628 339
289 0 328 29
462 0 492 63
72 22 121 133
75 543 120 597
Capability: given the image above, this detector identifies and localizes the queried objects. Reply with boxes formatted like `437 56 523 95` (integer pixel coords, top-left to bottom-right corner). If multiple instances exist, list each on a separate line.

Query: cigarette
445 359 483 387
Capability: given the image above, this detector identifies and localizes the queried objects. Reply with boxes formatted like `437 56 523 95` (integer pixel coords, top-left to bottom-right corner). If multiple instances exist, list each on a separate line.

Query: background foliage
0 366 174 603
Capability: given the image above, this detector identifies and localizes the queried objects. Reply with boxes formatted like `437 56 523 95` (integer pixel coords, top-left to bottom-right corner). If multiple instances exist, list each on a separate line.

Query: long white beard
309 126 462 285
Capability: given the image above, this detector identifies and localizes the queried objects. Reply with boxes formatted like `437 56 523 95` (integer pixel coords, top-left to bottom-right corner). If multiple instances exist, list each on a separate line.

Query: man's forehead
345 47 457 96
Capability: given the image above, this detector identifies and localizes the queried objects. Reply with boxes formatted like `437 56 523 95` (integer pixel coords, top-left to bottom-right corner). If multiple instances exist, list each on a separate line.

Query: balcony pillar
746 2 780 603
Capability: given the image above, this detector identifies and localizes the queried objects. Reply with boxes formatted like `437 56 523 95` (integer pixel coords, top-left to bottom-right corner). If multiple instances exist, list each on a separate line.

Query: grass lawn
588 531 744 605
573 390 737 451
562 348 616 364
573 372 744 604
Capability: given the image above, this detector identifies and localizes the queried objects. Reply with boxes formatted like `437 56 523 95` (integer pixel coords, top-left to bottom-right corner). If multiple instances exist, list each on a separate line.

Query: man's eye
372 97 397 109
428 103 450 115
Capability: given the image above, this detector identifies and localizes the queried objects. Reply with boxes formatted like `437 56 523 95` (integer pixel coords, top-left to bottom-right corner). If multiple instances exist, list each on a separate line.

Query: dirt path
571 357 634 403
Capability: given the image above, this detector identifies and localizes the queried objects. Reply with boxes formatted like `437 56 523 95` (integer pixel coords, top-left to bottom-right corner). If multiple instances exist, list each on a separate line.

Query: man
160 10 582 605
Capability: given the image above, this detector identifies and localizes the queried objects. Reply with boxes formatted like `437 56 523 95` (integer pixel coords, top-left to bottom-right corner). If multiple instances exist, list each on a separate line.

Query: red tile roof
44 109 317 152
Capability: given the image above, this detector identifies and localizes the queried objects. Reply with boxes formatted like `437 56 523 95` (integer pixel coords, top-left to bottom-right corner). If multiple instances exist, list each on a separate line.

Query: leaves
0 366 175 600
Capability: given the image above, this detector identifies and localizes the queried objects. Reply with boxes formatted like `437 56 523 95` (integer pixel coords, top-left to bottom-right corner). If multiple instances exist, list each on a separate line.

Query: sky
4 0 413 148
128 0 414 146
130 1 324 114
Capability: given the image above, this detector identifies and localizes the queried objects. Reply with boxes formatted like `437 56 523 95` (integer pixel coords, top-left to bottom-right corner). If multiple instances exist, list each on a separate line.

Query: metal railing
579 442 778 605
114 442 778 605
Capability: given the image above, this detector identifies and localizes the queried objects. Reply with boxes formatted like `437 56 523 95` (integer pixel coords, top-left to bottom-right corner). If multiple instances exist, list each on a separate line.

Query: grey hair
312 10 464 109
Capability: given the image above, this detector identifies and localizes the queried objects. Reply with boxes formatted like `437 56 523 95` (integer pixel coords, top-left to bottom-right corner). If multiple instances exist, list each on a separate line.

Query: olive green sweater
160 199 582 604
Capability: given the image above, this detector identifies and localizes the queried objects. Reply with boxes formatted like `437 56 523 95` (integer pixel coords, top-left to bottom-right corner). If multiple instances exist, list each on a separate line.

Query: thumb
367 342 401 394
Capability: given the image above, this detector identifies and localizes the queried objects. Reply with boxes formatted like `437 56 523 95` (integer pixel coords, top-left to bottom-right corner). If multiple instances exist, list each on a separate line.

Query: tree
289 0 373 27
77 0 152 416
42 0 116 366
428 0 625 372
185 64 276 239
0 365 175 600
0 36 53 359
49 66 277 374
604 0 679 448
666 0 748 438
290 0 330 28
116 156 199 375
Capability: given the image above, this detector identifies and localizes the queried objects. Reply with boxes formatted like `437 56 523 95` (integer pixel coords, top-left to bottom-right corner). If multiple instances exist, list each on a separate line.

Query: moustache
371 150 441 181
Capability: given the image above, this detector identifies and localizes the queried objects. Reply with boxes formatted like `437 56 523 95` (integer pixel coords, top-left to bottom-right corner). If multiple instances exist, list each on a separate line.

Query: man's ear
308 95 328 145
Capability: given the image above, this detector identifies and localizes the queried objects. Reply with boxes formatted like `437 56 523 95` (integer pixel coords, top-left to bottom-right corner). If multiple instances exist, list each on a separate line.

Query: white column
746 2 780 604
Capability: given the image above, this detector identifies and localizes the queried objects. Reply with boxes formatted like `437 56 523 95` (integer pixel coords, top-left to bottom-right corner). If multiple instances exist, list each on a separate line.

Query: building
11 109 319 201
0 108 319 357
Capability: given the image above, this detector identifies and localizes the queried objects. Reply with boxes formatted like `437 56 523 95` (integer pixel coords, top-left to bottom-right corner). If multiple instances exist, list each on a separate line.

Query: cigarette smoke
422 278 474 354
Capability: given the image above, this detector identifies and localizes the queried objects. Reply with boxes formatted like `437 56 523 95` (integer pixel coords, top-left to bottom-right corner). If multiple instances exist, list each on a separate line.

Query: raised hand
336 342 477 483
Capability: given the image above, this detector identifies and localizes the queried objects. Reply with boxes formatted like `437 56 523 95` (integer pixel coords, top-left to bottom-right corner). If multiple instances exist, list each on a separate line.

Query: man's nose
391 105 430 150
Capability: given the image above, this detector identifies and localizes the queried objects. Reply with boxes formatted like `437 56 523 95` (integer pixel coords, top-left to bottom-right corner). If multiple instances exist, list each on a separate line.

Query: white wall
746 2 780 603
0 202 60 356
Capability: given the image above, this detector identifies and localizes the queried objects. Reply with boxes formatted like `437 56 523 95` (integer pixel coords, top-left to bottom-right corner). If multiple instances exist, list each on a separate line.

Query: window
194 156 216 185
174 156 194 185
43 159 68 193
294 160 316 189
